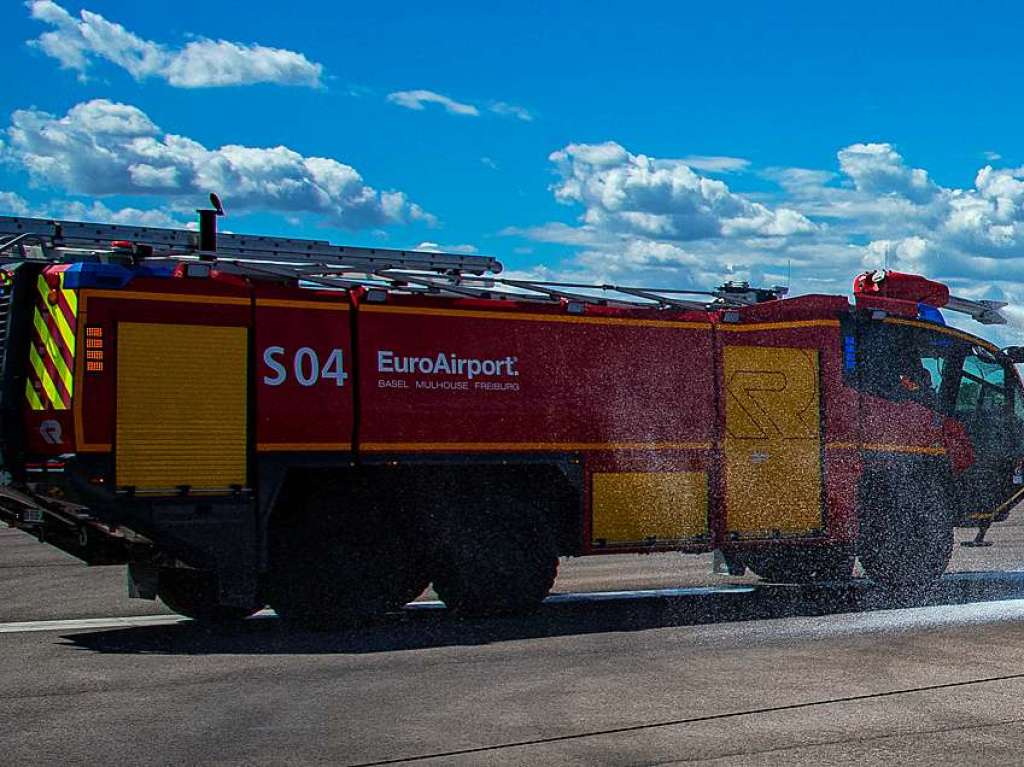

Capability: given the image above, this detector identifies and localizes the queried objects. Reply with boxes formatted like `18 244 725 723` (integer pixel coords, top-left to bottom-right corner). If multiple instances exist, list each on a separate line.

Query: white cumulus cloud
548 141 815 241
837 142 940 204
57 199 188 228
26 1 323 88
0 191 32 217
0 190 190 228
5 99 431 230
504 138 1024 343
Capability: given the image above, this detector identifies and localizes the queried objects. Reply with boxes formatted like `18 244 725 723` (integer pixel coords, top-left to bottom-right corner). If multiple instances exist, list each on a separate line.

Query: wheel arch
856 452 957 529
257 455 585 565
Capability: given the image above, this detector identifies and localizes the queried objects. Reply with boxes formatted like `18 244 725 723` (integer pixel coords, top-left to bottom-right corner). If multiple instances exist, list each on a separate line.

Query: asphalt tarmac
5 521 1024 765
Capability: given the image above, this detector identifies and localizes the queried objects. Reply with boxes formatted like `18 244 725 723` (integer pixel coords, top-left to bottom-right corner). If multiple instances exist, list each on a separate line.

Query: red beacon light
109 240 153 262
853 269 1007 325
853 269 950 308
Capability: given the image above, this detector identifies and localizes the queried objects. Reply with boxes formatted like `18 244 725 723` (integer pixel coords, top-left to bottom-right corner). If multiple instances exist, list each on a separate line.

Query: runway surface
5 520 1024 765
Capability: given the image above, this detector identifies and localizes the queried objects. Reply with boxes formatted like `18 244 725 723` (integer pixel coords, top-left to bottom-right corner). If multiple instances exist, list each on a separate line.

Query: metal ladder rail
215 259 727 310
0 216 501 276
216 260 778 311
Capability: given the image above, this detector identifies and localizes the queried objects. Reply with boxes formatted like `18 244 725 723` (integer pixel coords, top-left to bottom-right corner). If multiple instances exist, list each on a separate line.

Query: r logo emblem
40 420 63 445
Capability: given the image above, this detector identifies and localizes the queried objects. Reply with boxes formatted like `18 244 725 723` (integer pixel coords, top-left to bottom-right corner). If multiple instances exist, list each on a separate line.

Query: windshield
957 348 1007 415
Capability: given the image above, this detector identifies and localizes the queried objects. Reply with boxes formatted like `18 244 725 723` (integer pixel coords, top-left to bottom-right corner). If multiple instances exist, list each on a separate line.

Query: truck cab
855 315 1024 527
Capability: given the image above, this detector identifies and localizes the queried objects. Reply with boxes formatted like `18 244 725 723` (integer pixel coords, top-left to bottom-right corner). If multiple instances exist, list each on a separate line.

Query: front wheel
857 465 954 596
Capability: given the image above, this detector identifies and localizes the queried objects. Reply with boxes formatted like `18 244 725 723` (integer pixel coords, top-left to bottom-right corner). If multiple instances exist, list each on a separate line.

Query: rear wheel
857 465 954 596
267 490 429 631
431 496 558 616
157 569 262 623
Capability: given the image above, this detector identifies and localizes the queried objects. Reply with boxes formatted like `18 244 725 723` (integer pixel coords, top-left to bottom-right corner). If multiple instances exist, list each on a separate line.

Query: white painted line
405 584 757 611
750 598 1024 642
0 614 186 634
547 585 757 602
0 608 277 635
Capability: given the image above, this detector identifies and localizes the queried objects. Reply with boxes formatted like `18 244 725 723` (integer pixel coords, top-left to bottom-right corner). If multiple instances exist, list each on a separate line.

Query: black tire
267 492 429 631
431 496 558 616
857 464 954 596
158 569 262 623
743 547 854 584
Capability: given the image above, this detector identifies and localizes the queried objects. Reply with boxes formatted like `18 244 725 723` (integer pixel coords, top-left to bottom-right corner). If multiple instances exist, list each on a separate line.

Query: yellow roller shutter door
592 471 709 545
116 322 248 491
723 345 823 537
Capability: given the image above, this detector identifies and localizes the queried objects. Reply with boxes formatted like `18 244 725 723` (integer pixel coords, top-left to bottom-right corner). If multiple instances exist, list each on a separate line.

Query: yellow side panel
592 471 708 545
116 323 247 490
724 345 822 536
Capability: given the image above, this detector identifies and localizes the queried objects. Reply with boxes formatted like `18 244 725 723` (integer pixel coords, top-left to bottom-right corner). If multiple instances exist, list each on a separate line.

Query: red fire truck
0 204 1022 628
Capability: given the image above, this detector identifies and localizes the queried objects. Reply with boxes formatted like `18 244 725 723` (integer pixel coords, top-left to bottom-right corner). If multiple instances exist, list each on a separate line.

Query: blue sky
5 0 1024 334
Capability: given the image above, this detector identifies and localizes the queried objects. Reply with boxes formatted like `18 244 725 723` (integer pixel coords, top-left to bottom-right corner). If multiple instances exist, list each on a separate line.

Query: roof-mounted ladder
0 209 786 311
0 214 500 276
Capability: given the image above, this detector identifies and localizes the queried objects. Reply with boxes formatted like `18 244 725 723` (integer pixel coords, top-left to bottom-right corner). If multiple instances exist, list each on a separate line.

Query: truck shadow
60 570 1024 656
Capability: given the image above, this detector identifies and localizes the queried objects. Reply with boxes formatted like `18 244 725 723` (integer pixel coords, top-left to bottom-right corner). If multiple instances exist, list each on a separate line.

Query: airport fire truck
0 202 1022 628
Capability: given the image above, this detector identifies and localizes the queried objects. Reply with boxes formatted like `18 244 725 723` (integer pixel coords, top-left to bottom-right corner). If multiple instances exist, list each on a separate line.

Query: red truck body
3 214 1023 626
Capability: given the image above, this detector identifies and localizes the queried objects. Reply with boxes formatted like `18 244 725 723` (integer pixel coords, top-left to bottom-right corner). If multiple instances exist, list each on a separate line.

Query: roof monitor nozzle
714 280 786 304
197 192 225 260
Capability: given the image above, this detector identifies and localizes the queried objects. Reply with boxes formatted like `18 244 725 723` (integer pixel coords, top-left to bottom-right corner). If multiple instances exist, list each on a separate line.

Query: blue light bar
61 262 175 290
917 303 946 325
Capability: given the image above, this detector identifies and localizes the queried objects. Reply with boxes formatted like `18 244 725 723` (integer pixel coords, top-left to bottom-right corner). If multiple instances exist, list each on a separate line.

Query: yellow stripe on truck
32 309 72 395
26 271 79 412
24 380 44 411
37 275 75 352
61 273 77 314
28 343 64 409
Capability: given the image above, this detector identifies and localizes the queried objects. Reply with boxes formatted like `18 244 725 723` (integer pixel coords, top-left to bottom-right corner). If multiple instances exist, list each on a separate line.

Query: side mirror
1003 346 1024 363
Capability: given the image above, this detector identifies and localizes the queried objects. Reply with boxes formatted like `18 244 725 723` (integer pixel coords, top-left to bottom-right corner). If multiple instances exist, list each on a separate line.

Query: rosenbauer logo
377 350 519 380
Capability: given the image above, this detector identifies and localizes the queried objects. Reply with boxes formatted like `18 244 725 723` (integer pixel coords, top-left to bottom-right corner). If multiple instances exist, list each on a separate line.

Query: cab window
956 349 1006 415
855 321 957 409
920 355 946 394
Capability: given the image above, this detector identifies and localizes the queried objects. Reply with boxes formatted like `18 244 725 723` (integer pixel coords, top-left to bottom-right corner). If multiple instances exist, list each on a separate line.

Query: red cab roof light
853 270 950 308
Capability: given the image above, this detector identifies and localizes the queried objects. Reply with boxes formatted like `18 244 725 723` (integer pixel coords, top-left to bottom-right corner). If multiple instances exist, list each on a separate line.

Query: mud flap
127 561 158 600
